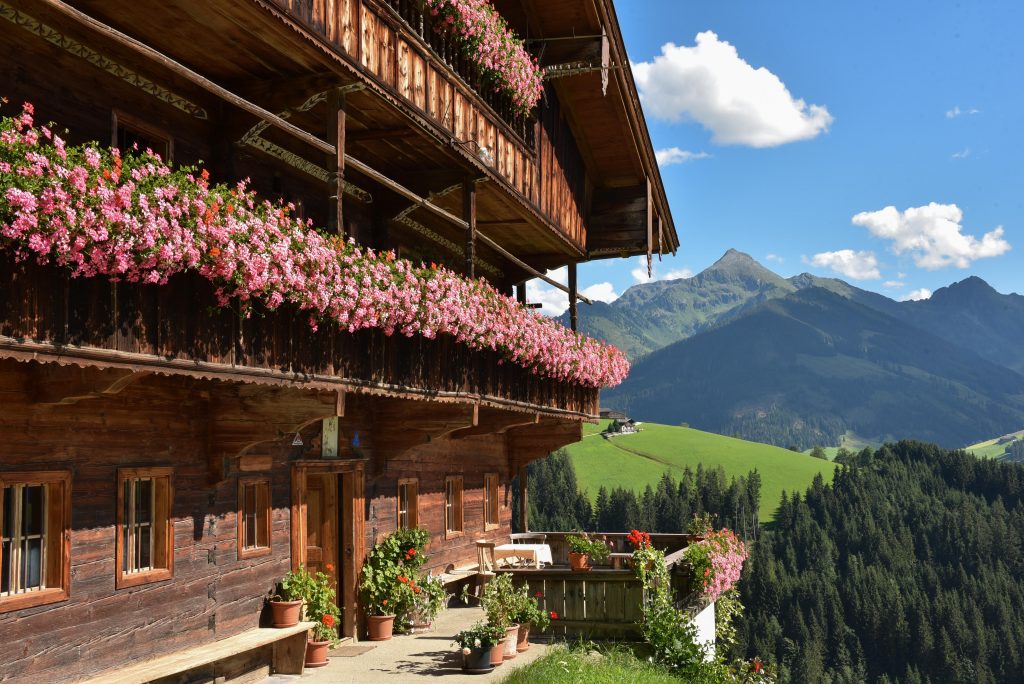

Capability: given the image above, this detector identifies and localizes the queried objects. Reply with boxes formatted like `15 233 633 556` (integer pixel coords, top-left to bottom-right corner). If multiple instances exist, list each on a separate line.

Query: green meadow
566 421 837 522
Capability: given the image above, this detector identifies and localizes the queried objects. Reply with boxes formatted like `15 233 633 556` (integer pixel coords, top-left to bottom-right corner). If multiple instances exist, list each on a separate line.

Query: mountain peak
699 249 792 290
930 275 998 303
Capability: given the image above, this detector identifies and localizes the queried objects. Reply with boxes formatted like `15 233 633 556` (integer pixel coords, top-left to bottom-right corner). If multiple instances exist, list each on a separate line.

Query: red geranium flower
550 611 558 620
534 591 542 598
322 614 335 628
325 563 334 572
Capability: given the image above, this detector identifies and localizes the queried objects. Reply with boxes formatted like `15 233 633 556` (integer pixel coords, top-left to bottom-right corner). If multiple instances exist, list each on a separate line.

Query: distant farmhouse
604 417 640 436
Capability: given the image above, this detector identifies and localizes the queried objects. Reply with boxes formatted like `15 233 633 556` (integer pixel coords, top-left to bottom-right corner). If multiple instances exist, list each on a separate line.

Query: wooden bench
84 622 315 684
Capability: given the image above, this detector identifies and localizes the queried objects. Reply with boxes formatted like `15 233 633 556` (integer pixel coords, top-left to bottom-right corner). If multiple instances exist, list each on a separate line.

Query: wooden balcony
496 532 701 639
267 0 589 250
0 258 598 418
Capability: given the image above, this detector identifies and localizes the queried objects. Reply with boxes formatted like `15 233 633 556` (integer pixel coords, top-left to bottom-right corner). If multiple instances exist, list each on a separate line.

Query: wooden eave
493 0 680 258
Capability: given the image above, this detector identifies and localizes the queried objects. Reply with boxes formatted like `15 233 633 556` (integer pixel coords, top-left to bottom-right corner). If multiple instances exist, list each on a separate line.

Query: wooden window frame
116 467 174 589
111 109 174 162
396 478 419 530
0 471 71 612
444 475 464 539
483 473 500 531
237 477 272 560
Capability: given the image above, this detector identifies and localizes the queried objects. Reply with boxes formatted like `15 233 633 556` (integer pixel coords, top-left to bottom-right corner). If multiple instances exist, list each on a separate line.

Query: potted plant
269 566 314 627
360 528 431 640
408 574 449 632
480 573 523 660
566 533 609 571
453 621 506 674
301 566 341 667
510 588 551 652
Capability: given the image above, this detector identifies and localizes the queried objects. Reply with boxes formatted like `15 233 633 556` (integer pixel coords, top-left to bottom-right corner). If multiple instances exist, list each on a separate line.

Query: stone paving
263 606 552 684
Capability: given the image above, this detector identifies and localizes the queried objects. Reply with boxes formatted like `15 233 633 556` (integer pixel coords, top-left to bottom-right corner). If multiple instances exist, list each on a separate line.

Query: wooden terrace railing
498 532 701 639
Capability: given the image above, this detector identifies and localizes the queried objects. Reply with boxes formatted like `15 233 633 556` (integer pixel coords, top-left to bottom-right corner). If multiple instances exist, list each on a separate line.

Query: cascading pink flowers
425 0 544 114
684 528 748 603
0 102 629 388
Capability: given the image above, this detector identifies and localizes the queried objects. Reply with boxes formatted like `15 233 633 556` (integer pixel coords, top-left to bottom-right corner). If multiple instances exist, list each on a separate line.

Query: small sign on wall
322 417 339 459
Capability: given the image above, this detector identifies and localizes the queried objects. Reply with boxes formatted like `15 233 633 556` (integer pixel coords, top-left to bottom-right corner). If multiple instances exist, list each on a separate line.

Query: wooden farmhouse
0 0 677 680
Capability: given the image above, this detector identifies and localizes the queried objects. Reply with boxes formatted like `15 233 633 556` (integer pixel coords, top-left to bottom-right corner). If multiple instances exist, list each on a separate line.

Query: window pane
2 487 11 538
1 539 10 593
22 537 42 590
22 485 43 536
139 525 151 569
136 480 152 524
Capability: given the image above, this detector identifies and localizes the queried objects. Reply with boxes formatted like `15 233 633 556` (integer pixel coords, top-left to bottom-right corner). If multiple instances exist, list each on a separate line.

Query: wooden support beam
328 89 347 235
518 464 529 533
568 263 578 332
347 128 419 142
516 283 527 305
646 177 653 277
463 178 476 278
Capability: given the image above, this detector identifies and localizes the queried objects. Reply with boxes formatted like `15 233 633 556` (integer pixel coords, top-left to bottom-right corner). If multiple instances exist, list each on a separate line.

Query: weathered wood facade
0 0 677 681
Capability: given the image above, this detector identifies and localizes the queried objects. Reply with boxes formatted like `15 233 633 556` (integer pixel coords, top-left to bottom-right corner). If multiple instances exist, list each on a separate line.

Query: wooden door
304 474 340 592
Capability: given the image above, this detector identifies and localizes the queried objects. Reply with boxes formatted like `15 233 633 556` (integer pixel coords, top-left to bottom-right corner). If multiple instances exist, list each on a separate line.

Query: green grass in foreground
499 645 683 684
569 422 836 522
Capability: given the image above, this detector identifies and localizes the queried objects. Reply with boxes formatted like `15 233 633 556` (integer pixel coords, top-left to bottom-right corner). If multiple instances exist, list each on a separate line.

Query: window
444 476 464 538
116 468 173 589
0 471 71 612
396 479 418 530
484 473 499 530
237 477 271 559
112 110 173 162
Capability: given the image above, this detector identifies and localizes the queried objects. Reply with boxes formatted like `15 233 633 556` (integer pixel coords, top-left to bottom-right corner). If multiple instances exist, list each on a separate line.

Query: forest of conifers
521 443 1024 683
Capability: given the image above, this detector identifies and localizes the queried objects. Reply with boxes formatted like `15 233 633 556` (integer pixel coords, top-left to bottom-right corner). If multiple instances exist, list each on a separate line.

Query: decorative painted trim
0 2 207 119
394 214 502 278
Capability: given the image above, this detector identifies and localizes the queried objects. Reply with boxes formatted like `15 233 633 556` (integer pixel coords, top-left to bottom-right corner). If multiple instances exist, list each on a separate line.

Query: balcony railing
497 532 701 639
381 0 536 147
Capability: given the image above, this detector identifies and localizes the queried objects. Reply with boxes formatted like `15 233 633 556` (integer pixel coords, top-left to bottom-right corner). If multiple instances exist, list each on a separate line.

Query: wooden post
463 178 476 277
518 464 529 533
328 89 347 235
516 282 527 305
568 263 578 332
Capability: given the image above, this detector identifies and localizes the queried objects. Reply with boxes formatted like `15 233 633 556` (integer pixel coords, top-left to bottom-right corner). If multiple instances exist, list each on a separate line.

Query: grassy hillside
965 429 1024 459
567 422 836 522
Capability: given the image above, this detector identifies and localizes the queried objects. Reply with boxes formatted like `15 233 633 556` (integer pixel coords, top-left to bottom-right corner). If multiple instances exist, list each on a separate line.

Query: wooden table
494 543 553 568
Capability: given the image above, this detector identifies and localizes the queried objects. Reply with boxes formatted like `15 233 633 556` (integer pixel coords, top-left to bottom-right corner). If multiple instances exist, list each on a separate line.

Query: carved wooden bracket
206 386 343 483
505 418 583 478
27 364 151 405
371 398 479 461
449 407 539 440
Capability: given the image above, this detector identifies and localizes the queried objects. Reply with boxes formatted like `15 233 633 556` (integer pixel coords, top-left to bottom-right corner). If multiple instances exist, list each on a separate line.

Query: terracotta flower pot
462 646 494 673
367 614 396 641
568 552 591 572
489 639 507 667
304 639 330 668
503 624 520 659
516 623 531 652
269 600 303 628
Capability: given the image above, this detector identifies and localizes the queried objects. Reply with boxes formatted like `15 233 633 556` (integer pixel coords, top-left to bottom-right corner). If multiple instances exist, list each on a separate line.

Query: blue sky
531 0 1024 313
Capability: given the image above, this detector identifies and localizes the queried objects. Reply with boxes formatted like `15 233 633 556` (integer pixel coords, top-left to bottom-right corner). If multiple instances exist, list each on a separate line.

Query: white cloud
897 272 908 279
765 253 784 264
580 282 620 303
632 32 833 147
900 288 933 302
946 106 980 119
852 203 1011 269
883 280 904 288
525 269 622 316
806 249 882 280
655 147 711 167
951 147 971 159
525 267 569 316
631 256 694 284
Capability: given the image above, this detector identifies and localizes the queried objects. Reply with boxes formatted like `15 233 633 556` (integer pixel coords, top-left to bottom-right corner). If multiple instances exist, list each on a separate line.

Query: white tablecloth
494 543 553 567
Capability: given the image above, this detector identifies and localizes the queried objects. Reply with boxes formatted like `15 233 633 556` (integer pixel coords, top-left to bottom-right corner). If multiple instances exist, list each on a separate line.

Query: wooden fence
499 533 699 639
